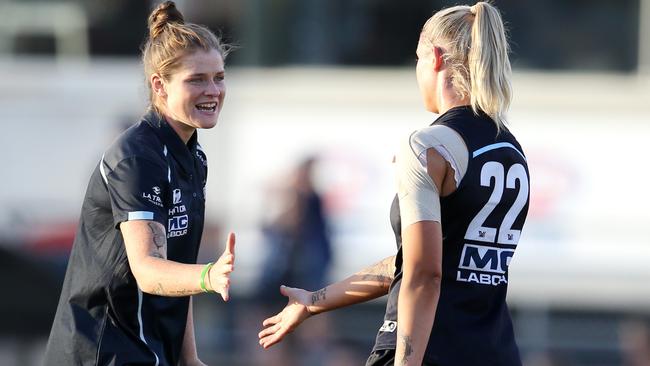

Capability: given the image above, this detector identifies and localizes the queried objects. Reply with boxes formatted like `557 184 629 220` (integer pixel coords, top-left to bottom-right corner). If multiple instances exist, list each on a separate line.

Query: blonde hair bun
148 1 185 40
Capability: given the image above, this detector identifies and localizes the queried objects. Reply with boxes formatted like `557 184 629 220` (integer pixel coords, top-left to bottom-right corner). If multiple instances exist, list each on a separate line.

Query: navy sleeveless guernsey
372 106 529 366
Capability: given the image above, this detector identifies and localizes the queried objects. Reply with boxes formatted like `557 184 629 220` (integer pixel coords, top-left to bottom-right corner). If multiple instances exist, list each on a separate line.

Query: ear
432 47 444 72
150 73 167 98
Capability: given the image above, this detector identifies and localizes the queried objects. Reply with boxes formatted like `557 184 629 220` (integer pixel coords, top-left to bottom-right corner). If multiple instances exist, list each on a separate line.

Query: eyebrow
186 71 225 77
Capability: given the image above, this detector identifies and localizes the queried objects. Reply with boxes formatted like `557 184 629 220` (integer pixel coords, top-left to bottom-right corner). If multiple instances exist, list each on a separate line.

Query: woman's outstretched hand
258 285 313 349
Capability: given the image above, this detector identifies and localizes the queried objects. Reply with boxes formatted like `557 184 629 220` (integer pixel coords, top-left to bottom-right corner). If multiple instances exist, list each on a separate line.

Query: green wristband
200 262 215 293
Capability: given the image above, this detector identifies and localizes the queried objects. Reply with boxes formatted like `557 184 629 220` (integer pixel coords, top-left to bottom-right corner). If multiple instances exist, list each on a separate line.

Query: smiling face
152 48 226 139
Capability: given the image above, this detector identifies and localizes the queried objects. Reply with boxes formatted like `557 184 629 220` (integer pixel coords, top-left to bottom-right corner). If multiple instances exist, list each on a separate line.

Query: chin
198 120 218 129
193 115 220 129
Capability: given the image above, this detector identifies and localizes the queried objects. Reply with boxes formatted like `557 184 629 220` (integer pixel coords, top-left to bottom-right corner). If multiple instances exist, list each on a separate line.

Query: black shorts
366 349 438 366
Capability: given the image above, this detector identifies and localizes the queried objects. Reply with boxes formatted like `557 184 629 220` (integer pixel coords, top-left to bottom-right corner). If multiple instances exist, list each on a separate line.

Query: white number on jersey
464 162 528 246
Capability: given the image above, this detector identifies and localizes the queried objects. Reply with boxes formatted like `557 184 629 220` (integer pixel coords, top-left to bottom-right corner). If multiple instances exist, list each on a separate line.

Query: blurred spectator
253 156 333 365
256 156 332 299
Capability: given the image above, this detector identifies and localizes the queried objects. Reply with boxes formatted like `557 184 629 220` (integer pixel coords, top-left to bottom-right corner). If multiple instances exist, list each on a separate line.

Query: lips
195 102 217 112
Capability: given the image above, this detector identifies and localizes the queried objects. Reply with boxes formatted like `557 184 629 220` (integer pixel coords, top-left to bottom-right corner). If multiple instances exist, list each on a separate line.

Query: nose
204 80 223 97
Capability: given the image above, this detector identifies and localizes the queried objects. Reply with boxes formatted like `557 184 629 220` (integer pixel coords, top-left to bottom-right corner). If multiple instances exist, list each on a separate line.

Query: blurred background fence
1 0 649 365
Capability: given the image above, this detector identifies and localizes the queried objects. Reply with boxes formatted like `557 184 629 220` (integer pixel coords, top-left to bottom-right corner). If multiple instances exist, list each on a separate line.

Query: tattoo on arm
397 334 414 366
311 288 327 305
151 282 196 297
357 255 396 290
139 223 196 297
153 282 165 295
147 222 167 259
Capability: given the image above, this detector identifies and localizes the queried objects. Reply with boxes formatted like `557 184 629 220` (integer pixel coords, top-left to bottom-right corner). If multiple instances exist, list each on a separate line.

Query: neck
164 114 195 145
437 98 471 115
435 71 471 115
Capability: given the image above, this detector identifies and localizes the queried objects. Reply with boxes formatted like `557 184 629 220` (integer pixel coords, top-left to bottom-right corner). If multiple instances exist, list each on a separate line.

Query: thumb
223 232 236 256
279 285 292 298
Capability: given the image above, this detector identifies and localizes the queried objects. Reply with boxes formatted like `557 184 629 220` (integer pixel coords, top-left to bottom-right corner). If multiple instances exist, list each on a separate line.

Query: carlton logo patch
379 320 397 333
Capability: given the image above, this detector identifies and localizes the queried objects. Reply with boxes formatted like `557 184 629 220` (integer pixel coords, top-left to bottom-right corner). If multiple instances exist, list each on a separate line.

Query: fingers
220 284 229 302
259 334 281 349
210 232 237 301
258 323 281 339
258 324 288 349
262 314 281 327
212 273 230 301
214 261 234 275
209 263 232 301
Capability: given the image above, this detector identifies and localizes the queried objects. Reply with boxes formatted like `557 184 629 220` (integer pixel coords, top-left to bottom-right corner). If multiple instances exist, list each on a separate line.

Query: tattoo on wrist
397 334 414 365
311 288 327 305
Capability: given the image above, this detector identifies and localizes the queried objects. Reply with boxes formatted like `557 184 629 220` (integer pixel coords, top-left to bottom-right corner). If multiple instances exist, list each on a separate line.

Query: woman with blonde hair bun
45 2 234 365
259 2 529 365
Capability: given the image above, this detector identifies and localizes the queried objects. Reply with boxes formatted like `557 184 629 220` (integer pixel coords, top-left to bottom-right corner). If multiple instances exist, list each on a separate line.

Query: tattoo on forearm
397 334 414 366
357 256 396 290
153 282 165 295
360 274 392 288
151 282 196 296
141 224 194 298
311 288 327 305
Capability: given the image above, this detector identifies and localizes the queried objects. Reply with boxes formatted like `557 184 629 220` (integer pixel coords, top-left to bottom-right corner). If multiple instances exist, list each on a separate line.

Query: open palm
258 285 312 349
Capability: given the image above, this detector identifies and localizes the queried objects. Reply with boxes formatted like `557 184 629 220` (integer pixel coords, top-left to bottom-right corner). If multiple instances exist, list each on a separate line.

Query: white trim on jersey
473 142 526 161
163 145 171 183
127 211 154 221
99 154 108 185
137 289 160 366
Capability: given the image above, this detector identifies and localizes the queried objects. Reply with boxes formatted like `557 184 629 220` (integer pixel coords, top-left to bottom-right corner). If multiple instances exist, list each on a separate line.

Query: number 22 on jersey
465 161 529 246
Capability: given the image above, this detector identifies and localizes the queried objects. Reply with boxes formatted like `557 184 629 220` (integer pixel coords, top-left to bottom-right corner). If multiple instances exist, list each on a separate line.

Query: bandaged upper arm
396 126 468 227
396 132 442 227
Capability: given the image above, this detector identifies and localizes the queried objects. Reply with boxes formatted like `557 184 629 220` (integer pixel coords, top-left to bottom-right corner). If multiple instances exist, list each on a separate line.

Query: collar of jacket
142 108 198 176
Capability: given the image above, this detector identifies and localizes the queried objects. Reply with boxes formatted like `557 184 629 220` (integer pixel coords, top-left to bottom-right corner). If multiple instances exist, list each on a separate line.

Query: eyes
186 74 225 85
